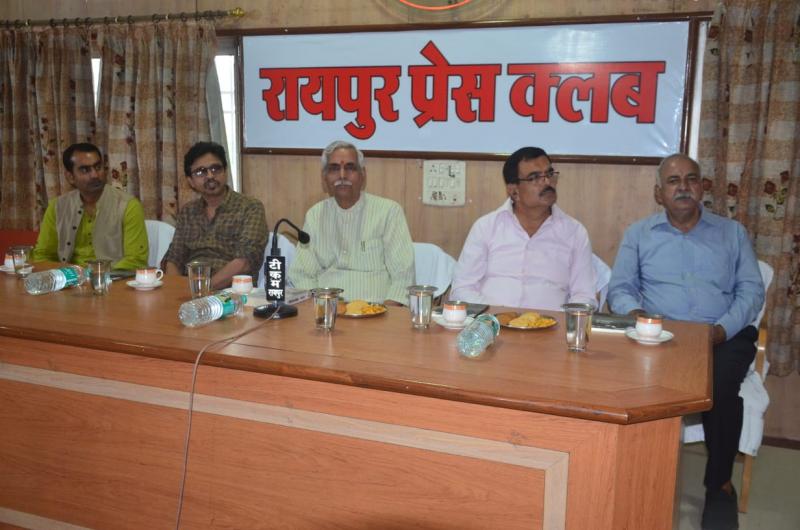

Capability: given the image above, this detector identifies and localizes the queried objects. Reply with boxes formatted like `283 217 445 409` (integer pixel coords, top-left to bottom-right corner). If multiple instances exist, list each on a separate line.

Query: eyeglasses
325 163 360 176
517 169 559 184
191 164 225 178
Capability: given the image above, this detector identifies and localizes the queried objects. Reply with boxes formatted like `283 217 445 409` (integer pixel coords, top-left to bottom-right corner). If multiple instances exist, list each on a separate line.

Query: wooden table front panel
0 337 681 530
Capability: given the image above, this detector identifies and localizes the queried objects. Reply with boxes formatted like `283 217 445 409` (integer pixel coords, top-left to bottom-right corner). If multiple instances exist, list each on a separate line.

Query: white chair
413 242 456 299
258 232 297 289
682 260 773 513
144 220 175 268
592 254 612 311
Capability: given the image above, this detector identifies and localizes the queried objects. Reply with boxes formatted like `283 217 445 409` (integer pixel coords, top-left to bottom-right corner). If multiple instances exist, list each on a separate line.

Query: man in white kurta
289 141 415 304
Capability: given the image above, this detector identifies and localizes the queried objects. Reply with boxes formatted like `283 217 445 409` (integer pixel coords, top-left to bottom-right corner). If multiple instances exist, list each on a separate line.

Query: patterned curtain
698 0 800 375
0 26 95 230
94 19 218 224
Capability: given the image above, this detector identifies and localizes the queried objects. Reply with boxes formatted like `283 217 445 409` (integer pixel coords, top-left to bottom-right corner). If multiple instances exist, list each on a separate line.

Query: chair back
592 254 612 310
144 220 175 268
0 229 39 256
753 260 774 329
413 242 456 298
259 233 297 289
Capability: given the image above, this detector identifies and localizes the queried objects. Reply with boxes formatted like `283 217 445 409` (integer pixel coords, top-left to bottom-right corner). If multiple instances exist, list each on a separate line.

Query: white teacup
136 267 163 286
231 274 253 295
636 314 663 339
443 300 468 324
4 253 14 269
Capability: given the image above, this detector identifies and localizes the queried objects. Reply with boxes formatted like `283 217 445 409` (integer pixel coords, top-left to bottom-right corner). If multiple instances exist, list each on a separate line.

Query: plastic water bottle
179 292 246 327
457 314 501 358
24 265 87 295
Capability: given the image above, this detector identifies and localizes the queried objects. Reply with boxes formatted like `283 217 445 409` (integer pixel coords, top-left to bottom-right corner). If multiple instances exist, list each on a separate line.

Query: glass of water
407 285 437 329
310 287 343 331
186 260 212 299
562 303 595 352
10 245 33 279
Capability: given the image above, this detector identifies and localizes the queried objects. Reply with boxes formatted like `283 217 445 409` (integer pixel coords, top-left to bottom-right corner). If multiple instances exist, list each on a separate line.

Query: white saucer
624 328 674 345
432 314 474 330
1 264 32 274
127 279 163 291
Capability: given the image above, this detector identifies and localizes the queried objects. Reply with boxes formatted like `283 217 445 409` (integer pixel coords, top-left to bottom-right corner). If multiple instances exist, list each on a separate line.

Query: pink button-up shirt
451 200 596 311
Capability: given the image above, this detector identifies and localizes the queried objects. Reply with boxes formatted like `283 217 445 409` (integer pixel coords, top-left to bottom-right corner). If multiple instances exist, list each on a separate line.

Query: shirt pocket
213 224 241 251
352 238 385 272
696 247 735 292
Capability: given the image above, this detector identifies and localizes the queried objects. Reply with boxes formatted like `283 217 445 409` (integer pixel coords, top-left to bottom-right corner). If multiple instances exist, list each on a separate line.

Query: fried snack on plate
346 299 386 316
496 312 516 326
508 311 554 329
345 300 369 315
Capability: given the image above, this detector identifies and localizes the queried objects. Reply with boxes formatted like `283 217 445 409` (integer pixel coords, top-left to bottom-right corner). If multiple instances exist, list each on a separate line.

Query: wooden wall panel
243 156 660 264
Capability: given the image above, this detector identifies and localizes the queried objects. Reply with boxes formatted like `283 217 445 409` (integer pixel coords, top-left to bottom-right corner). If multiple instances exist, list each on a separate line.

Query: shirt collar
499 198 564 232
649 204 718 232
499 198 563 220
332 192 366 215
200 186 232 209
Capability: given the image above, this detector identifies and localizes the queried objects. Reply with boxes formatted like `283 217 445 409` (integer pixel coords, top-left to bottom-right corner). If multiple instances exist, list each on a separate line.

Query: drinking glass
186 261 212 299
10 245 33 278
87 259 112 295
562 303 595 352
310 287 343 331
407 285 437 329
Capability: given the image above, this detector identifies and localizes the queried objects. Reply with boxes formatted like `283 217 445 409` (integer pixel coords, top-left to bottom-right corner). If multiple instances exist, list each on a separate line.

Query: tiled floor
677 443 800 529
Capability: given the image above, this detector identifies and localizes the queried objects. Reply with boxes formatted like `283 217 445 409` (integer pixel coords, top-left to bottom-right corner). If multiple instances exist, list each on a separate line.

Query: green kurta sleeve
31 200 59 262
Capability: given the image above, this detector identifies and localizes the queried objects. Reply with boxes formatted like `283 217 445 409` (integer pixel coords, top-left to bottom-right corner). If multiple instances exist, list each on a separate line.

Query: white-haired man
289 140 415 304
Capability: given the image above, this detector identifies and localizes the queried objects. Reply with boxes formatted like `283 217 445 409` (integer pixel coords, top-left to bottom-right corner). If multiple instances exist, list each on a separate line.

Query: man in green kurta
32 143 148 271
289 140 415 304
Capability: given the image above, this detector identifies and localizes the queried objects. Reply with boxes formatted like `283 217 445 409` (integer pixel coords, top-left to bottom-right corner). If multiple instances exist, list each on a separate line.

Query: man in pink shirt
451 146 596 311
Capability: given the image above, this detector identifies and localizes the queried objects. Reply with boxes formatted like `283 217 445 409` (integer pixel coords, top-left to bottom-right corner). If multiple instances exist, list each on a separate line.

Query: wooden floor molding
762 436 800 450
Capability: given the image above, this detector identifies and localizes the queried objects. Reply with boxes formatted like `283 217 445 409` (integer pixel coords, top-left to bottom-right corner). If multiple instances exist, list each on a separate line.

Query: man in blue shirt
608 154 764 530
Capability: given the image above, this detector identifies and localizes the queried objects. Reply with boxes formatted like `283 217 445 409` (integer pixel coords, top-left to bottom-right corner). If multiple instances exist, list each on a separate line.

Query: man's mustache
540 186 556 196
673 191 695 200
334 179 353 187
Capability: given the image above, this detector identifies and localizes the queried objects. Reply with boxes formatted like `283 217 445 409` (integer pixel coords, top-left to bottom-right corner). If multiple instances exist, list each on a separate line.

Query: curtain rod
1 7 244 29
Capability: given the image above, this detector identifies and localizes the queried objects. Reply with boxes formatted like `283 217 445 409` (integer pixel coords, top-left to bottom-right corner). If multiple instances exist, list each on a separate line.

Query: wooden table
0 271 711 530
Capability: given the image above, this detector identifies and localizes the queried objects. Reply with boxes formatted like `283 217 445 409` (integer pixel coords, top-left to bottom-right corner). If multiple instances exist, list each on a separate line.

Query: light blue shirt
608 208 764 339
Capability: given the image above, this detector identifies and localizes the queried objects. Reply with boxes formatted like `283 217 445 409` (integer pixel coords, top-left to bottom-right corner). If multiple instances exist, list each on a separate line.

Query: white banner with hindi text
243 21 689 158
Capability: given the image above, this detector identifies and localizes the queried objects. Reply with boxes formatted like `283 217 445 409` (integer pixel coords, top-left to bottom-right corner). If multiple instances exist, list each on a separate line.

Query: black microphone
270 218 310 256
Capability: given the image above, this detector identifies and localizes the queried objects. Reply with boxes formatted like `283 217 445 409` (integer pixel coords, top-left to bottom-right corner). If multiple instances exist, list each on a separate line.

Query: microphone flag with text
265 218 310 303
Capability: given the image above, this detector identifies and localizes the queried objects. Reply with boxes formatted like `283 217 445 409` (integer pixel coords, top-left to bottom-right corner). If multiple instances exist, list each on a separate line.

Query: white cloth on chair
738 357 770 456
413 242 456 298
144 220 175 268
592 254 612 310
682 358 770 454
